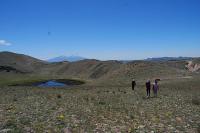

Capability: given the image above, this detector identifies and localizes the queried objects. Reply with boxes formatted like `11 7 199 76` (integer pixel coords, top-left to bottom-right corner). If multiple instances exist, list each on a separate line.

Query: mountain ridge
1 51 200 84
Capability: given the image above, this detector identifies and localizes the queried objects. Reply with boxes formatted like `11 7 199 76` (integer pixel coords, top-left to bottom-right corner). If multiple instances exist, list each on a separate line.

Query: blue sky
0 0 200 60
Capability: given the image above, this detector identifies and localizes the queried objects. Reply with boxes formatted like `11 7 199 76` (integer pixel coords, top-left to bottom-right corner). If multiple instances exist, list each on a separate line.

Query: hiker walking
146 80 151 98
132 79 136 90
152 79 159 97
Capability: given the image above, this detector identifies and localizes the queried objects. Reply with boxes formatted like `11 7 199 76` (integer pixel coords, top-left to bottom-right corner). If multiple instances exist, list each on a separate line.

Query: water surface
38 80 67 87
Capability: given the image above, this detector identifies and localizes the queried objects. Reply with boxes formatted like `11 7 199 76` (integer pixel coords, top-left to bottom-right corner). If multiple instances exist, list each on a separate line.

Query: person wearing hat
152 79 159 97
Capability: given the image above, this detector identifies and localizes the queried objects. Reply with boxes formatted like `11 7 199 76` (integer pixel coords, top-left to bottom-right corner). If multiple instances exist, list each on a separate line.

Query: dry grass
0 77 200 132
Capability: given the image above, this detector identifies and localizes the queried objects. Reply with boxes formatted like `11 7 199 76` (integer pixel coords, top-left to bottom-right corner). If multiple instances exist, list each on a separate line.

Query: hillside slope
0 51 198 84
0 51 47 73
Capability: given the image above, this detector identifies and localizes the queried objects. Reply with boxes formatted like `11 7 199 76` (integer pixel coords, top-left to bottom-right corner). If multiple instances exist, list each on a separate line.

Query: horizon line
0 50 199 61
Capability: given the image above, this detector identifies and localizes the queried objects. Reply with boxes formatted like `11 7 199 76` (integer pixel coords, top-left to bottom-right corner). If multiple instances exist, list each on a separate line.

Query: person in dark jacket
146 80 151 98
132 79 136 90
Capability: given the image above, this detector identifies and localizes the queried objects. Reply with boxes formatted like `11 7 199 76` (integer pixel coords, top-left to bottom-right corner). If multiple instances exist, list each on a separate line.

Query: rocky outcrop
186 61 200 72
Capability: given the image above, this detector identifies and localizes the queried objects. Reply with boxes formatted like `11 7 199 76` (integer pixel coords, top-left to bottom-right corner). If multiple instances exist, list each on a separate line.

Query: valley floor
0 78 200 133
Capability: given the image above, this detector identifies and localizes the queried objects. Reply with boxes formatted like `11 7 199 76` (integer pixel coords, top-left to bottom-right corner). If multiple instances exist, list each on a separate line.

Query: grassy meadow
0 76 200 133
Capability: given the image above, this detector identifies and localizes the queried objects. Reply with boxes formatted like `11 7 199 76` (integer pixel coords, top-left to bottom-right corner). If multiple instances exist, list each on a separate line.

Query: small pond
11 79 85 87
37 80 67 87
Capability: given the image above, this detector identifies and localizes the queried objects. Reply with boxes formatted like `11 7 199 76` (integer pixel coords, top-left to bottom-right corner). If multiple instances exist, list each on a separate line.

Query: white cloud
0 40 12 46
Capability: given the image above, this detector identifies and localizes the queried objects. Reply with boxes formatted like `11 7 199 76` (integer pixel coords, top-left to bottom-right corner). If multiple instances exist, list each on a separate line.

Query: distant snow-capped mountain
47 56 86 62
